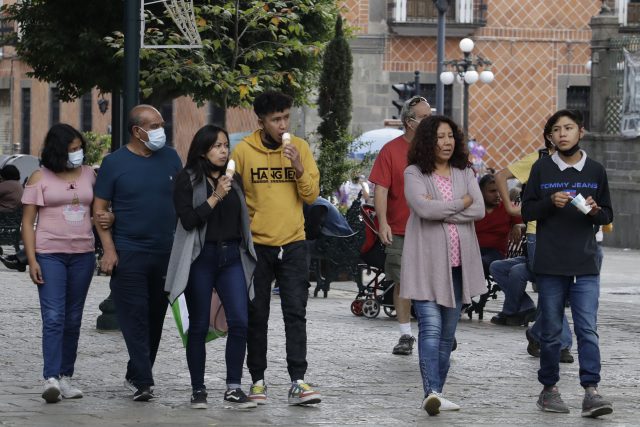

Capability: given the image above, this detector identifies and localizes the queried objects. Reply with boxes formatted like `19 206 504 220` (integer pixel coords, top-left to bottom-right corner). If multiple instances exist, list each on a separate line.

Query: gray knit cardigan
165 170 256 303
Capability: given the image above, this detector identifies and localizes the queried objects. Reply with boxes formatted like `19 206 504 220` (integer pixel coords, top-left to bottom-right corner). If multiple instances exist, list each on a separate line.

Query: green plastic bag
171 291 227 347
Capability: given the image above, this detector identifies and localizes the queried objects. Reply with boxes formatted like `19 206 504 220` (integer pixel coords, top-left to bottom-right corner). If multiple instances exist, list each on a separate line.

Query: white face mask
67 149 84 168
139 127 166 151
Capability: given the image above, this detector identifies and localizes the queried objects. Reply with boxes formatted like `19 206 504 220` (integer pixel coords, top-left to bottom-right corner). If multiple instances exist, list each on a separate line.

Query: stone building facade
338 0 613 168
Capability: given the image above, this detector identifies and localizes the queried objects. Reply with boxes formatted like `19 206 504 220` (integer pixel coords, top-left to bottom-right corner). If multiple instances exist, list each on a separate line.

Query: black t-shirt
521 155 612 276
173 169 241 243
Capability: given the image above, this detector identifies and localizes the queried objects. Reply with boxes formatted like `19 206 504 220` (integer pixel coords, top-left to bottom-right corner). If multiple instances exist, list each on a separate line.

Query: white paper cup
570 193 592 214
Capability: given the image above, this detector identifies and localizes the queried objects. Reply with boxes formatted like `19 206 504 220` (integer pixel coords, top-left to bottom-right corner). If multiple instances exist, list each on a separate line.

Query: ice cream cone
226 159 235 178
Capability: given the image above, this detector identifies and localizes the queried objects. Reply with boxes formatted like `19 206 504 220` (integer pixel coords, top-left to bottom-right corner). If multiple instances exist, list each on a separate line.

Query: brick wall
344 0 602 168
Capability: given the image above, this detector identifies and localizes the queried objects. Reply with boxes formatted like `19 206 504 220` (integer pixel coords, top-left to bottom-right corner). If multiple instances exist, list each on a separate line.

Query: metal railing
389 0 487 25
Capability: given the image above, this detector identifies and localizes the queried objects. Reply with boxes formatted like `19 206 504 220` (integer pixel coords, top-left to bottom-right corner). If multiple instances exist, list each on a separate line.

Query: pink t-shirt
433 174 461 267
22 166 95 253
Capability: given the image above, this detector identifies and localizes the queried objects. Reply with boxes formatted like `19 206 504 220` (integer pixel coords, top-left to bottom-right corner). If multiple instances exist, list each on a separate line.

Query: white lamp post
440 38 494 136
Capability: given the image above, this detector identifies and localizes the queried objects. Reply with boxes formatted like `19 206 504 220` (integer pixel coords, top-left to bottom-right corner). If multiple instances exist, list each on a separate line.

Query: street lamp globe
479 70 495 84
459 38 474 53
464 69 479 85
440 71 455 85
586 60 592 73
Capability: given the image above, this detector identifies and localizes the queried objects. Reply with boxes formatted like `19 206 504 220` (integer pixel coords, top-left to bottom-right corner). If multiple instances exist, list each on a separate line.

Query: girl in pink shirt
21 124 96 404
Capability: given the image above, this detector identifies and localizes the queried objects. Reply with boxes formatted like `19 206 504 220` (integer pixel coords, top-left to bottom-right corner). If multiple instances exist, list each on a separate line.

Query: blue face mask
139 127 166 151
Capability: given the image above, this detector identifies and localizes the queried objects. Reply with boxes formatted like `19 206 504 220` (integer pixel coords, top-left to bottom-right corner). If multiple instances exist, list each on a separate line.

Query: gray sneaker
537 387 570 413
582 390 613 418
392 334 415 355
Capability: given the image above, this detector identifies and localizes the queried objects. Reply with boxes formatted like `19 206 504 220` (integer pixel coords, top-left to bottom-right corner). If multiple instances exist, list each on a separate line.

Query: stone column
589 6 620 133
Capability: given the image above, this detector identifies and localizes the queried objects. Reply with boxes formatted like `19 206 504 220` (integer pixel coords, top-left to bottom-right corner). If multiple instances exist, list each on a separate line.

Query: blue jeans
536 273 601 387
110 250 170 388
490 255 535 315
490 234 572 350
184 241 249 390
36 252 95 379
413 267 463 396
480 247 503 278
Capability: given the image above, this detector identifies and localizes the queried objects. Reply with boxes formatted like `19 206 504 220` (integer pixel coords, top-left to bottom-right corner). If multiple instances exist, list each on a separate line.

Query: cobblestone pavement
0 247 638 426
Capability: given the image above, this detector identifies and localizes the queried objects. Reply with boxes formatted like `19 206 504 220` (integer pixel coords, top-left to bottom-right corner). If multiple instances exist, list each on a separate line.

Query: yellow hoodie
231 130 320 246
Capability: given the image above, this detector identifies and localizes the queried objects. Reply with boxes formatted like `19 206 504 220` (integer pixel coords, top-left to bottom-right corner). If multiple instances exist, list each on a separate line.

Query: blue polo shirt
94 145 182 253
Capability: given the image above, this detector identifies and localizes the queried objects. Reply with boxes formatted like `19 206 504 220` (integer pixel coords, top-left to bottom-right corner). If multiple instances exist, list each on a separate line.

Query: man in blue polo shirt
93 104 182 402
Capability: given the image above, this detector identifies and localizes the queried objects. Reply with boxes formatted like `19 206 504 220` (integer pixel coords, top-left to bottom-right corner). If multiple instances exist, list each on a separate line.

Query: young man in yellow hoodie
231 91 321 406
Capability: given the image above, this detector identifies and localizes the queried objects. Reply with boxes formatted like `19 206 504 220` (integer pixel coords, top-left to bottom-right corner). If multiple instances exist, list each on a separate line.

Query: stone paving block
0 247 638 426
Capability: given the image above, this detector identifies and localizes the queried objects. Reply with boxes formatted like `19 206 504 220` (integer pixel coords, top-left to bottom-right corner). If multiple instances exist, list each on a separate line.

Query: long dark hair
185 125 230 183
407 115 468 174
41 123 87 173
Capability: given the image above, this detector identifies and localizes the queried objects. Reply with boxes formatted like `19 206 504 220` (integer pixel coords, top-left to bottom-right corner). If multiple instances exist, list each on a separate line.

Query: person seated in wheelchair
474 173 522 277
0 165 23 213
0 165 26 271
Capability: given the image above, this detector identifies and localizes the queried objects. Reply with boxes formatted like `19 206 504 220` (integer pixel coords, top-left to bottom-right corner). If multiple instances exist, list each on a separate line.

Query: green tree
316 16 353 197
83 132 112 166
1 1 339 114
0 0 122 101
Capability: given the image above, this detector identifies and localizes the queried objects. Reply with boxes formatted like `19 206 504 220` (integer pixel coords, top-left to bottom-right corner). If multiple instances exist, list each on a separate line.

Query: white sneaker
124 378 136 393
421 393 441 416
59 376 83 399
42 377 61 403
435 392 460 411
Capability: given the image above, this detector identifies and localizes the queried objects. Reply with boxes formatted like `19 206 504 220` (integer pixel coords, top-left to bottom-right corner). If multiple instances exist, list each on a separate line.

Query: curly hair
253 91 293 118
407 115 468 174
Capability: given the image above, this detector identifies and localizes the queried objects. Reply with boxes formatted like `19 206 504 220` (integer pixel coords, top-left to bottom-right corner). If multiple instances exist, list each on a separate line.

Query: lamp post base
96 292 119 331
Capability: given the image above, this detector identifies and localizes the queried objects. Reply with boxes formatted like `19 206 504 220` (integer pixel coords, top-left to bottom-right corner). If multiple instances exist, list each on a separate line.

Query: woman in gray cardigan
165 125 257 410
401 116 486 416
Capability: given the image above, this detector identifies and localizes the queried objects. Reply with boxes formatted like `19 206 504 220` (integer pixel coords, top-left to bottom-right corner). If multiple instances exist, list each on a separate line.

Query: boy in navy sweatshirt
522 110 613 418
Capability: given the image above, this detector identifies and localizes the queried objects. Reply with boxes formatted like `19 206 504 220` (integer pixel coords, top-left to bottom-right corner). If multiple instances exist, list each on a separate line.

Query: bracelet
213 191 223 202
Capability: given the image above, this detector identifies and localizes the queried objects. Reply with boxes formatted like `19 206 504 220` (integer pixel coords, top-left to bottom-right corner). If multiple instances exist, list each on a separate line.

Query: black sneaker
490 312 508 325
224 388 257 409
560 348 574 363
525 328 540 357
190 389 208 409
133 386 154 402
392 334 415 355
505 308 536 326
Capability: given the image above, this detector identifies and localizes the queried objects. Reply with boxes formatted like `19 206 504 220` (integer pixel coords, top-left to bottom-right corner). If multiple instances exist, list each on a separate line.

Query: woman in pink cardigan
401 116 486 415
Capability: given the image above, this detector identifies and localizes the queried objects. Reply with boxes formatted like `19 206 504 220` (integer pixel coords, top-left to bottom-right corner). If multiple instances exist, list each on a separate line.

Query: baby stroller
350 204 396 318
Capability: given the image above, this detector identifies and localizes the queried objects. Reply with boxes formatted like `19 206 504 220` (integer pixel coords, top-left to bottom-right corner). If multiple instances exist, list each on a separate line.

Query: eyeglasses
408 96 428 107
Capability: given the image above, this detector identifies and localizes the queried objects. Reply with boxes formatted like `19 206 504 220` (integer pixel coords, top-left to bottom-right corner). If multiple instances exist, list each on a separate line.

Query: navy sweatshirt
521 154 612 276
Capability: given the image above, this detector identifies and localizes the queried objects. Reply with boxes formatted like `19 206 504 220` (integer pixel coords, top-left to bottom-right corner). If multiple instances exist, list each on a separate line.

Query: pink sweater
400 165 486 308
22 166 95 253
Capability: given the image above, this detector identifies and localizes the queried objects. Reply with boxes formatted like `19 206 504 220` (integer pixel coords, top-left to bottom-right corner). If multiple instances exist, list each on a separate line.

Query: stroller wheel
350 300 364 316
383 306 397 318
362 299 380 318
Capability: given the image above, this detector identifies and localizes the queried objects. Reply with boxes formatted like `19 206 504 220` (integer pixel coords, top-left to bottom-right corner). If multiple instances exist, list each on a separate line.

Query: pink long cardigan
400 164 487 308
